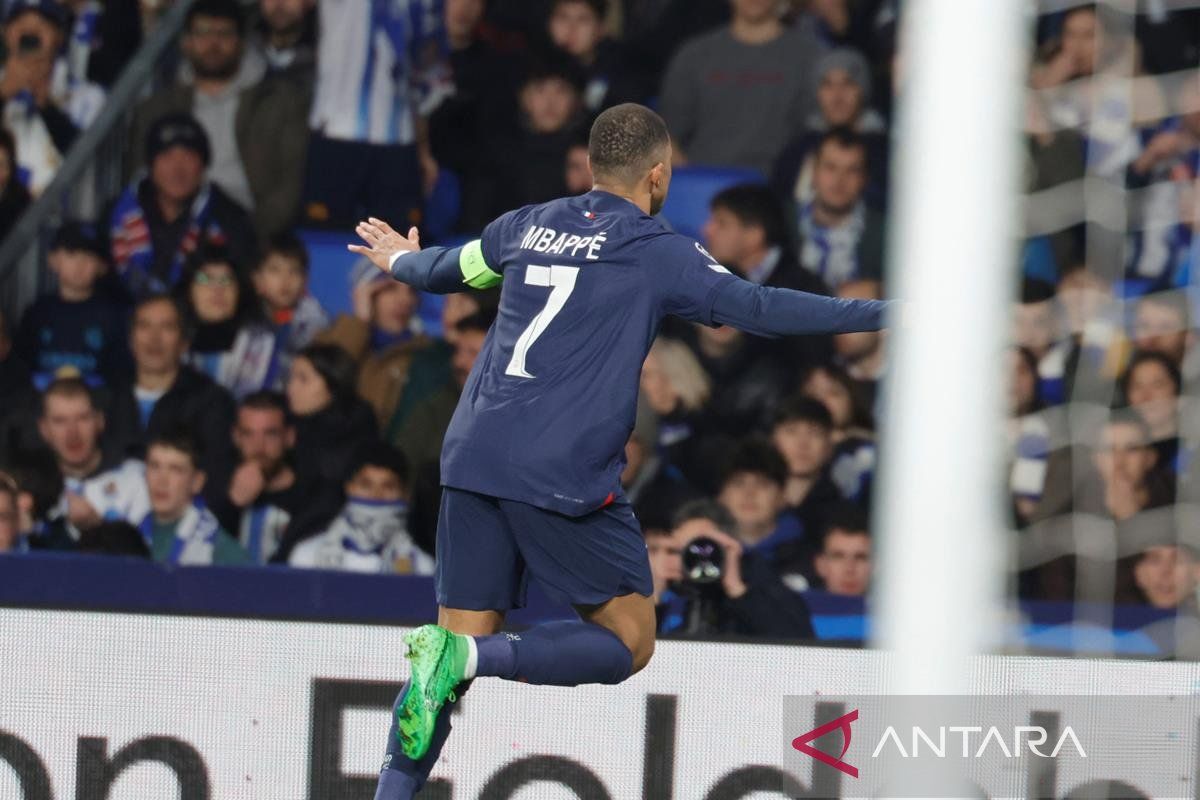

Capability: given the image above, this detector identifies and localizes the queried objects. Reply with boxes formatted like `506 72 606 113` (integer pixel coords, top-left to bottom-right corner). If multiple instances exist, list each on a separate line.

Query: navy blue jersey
389 190 888 516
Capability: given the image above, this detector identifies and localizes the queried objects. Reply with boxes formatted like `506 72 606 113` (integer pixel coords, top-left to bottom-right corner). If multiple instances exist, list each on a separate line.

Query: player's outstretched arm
709 278 891 337
347 217 501 294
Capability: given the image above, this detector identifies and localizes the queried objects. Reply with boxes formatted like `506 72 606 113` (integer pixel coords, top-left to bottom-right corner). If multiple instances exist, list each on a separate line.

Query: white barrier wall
1 609 1198 799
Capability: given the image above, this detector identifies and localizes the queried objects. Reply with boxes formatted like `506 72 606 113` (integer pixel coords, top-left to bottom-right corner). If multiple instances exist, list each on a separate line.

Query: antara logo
871 725 1087 759
792 709 1088 779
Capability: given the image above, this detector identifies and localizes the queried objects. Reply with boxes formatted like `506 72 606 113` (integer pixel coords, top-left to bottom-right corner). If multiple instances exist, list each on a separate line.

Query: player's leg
374 490 520 799
461 497 656 685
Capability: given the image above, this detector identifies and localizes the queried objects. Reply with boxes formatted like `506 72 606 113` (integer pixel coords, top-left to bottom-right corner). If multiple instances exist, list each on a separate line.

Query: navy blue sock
473 621 633 686
373 679 472 799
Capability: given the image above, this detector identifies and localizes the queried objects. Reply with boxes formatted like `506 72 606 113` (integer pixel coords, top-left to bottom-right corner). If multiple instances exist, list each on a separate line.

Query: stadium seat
660 165 766 241
423 168 463 244
297 228 360 317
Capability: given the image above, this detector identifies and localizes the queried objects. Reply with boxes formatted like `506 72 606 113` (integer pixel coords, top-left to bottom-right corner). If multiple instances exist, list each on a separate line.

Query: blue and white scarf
139 501 223 565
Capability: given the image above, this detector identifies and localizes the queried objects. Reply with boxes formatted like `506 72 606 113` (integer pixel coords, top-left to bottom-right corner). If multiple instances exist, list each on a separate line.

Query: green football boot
395 624 470 760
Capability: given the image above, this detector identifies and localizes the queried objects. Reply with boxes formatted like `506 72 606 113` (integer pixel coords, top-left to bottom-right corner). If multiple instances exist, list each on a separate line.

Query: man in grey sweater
659 0 824 174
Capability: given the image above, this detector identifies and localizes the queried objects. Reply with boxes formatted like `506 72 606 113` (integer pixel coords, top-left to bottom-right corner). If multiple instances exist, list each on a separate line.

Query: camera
681 536 724 585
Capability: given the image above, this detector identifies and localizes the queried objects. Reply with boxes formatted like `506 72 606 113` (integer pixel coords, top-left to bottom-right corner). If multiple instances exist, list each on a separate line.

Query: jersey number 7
504 264 580 379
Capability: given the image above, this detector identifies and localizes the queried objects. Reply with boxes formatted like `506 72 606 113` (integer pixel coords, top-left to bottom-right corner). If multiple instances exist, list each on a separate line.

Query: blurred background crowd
0 0 1197 656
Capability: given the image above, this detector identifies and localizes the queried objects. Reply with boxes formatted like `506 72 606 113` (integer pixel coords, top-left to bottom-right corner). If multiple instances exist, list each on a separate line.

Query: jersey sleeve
387 210 516 293
653 233 890 335
651 235 741 326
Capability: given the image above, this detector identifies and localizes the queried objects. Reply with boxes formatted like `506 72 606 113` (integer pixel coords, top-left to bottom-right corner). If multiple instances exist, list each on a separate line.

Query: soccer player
348 103 890 798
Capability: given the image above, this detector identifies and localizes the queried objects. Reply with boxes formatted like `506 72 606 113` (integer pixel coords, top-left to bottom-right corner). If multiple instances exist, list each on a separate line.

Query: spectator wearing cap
102 294 238 508
175 244 280 400
314 259 428 429
12 221 130 389
771 47 889 211
0 0 79 194
659 0 823 173
286 442 433 573
129 0 308 238
108 112 258 298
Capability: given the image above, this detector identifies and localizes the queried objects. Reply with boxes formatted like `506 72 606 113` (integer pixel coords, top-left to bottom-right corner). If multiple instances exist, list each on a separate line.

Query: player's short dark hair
347 441 410 488
41 376 97 416
773 396 834 431
710 184 789 249
238 390 291 421
258 232 310 274
720 438 789 489
819 504 870 550
186 0 245 33
671 498 737 536
455 308 497 336
551 0 607 18
147 427 204 470
1121 350 1182 400
815 126 868 166
588 103 671 187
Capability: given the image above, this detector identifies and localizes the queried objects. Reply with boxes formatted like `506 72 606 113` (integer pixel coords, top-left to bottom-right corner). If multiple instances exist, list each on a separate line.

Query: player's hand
347 217 421 274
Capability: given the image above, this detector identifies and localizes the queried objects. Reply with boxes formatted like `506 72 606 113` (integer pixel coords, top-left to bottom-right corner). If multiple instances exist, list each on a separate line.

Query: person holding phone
0 0 79 194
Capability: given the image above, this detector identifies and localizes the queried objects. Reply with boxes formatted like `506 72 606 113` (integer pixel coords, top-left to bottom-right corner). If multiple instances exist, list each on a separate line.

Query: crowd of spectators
0 0 1198 649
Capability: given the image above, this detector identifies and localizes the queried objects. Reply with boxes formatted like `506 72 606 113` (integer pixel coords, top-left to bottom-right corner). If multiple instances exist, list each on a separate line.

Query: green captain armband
459 239 502 289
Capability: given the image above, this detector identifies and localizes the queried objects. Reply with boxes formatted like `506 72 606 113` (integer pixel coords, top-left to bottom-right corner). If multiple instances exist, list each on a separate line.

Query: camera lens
681 536 724 585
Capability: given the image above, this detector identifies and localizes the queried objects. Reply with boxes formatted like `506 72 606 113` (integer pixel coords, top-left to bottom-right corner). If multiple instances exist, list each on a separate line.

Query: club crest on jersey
583 211 596 219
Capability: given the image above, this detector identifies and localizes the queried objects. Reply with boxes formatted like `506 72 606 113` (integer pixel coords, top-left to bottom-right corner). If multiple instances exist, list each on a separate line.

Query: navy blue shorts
434 487 654 611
